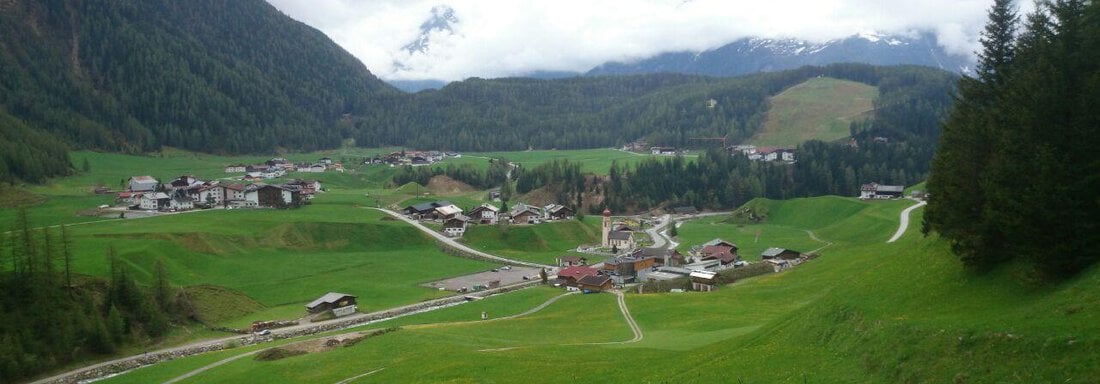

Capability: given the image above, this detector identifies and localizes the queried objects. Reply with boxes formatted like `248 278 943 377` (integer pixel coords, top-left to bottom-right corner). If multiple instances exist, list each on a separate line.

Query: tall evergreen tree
927 0 1100 280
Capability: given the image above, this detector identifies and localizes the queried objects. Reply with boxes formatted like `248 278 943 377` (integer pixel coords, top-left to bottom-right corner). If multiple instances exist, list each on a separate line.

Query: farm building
128 176 158 192
544 204 574 220
305 292 358 316
633 247 686 267
509 204 542 224
761 247 802 260
403 200 456 218
443 215 471 237
468 204 500 224
577 275 613 292
691 270 719 292
558 255 587 267
556 266 599 286
139 192 171 210
859 182 904 199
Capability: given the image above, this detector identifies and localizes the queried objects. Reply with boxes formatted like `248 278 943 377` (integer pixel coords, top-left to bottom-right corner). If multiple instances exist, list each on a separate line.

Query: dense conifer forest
0 211 193 382
925 0 1100 281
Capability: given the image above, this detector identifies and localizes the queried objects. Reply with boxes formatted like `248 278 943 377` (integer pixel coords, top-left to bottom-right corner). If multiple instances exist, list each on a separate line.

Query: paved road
888 199 928 243
371 208 554 269
166 292 576 380
644 214 672 249
30 280 539 384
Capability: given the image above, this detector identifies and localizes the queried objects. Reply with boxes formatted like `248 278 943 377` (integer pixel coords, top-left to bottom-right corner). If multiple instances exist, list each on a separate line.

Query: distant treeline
423 65 954 214
0 210 194 381
926 0 1100 281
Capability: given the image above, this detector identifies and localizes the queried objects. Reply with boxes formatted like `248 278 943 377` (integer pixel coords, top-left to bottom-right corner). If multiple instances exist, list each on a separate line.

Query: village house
692 239 740 268
319 157 333 165
442 215 471 237
224 164 247 173
651 146 678 156
169 175 200 189
690 270 719 292
543 204 574 221
730 145 757 156
433 204 463 221
245 184 301 208
296 163 326 173
577 274 613 292
305 292 357 318
558 255 587 267
633 247 686 268
128 176 158 192
467 204 500 224
115 191 143 207
509 204 542 224
169 194 194 211
601 255 658 284
859 182 905 199
403 200 456 219
761 247 802 260
223 183 246 205
556 266 600 287
265 158 291 168
139 192 170 210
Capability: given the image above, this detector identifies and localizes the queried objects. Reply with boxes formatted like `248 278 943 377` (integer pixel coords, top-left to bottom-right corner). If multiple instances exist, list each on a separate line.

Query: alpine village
0 1 1097 383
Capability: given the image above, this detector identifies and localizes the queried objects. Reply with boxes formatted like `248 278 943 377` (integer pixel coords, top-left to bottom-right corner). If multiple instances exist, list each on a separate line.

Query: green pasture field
97 195 1100 383
469 148 663 174
749 77 878 147
60 206 493 328
459 217 600 265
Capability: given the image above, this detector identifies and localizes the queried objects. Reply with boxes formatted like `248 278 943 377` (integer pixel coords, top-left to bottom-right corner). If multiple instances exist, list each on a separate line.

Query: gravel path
888 199 927 243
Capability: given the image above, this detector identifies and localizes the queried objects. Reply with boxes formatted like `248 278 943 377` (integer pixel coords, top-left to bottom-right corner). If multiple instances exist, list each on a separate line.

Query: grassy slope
460 217 601 265
102 195 1099 383
64 206 492 327
749 77 878 147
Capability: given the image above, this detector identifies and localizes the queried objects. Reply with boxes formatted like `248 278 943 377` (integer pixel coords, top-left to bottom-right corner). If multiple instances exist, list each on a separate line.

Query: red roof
701 245 733 255
602 208 612 217
557 266 599 280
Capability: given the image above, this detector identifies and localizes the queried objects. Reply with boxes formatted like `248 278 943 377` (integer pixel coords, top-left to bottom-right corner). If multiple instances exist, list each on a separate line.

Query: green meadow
459 217 601 265
469 148 665 174
750 77 878 147
95 195 1100 383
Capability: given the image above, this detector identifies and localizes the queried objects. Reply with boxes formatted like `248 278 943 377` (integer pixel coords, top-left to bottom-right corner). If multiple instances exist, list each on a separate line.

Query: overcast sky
266 0 1030 81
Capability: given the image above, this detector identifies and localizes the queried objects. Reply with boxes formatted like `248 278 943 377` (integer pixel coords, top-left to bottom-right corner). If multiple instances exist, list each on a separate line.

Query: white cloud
267 0 1035 81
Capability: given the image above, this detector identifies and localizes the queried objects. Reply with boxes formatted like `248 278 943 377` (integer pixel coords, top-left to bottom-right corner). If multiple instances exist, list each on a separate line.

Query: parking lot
423 266 543 292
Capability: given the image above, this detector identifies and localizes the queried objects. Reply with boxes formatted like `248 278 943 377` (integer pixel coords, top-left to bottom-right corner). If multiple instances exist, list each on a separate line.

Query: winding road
888 199 927 243
371 207 554 269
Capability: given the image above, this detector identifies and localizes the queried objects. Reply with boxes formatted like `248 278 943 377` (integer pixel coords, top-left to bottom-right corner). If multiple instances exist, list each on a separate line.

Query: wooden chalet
305 292 357 316
556 266 599 286
761 247 802 260
577 275 612 292
558 255 587 267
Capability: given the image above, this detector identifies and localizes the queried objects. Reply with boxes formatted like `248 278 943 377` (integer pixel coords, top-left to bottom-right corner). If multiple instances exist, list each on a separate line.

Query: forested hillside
0 0 397 156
